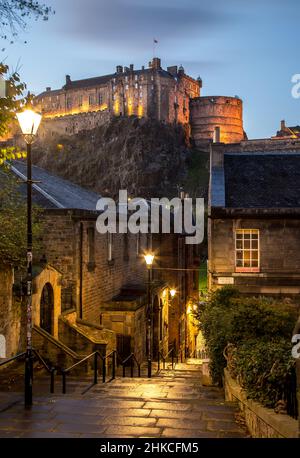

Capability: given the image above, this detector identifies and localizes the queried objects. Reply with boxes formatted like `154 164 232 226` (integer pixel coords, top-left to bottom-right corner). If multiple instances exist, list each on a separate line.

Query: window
78 95 83 107
89 94 94 105
135 83 138 89
135 74 138 81
107 233 113 262
98 93 103 105
66 98 72 109
125 84 129 91
235 229 259 272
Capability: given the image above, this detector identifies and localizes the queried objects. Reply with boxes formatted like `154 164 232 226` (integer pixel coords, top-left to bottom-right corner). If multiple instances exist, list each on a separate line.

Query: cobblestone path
0 360 249 438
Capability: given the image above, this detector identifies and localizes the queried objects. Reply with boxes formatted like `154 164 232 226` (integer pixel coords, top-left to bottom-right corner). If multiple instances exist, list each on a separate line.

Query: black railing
158 347 177 371
284 365 298 420
121 353 141 378
0 350 56 394
62 350 117 394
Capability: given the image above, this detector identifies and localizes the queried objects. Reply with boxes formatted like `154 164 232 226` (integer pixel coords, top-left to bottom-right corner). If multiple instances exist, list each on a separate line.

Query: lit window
66 98 72 109
98 93 103 105
78 95 83 107
89 94 94 105
235 229 260 272
135 83 138 89
135 74 138 81
125 84 129 91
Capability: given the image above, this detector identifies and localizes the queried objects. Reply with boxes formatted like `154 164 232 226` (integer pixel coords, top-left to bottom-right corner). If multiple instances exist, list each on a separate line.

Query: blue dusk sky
2 0 299 139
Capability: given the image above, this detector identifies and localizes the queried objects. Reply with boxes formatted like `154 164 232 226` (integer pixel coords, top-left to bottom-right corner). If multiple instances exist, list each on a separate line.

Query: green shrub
230 339 295 408
196 287 297 386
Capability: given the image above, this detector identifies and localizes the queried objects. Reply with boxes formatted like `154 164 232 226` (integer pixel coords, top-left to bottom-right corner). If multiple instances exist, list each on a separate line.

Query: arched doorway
40 283 54 335
152 296 160 359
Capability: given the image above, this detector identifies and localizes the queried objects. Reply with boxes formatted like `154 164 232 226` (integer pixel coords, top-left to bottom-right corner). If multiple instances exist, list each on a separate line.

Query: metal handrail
158 347 177 371
62 350 117 394
120 352 141 378
0 350 56 394
32 349 56 394
0 352 26 367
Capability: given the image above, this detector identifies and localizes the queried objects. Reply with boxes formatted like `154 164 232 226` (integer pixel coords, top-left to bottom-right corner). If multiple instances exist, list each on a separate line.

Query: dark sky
3 0 300 138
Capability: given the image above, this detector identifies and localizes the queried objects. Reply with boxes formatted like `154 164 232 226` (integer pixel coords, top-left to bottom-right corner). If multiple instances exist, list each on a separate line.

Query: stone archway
40 283 54 335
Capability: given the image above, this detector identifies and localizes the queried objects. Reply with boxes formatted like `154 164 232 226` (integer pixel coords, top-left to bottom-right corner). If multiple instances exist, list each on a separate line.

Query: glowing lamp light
16 109 42 138
170 289 177 298
144 253 155 266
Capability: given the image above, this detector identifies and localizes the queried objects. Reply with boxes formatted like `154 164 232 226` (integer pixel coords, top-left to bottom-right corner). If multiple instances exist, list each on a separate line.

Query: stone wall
0 266 21 358
209 217 300 296
190 96 244 145
224 368 298 438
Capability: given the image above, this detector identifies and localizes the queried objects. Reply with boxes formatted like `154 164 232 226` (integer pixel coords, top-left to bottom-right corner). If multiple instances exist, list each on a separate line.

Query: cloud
55 0 232 50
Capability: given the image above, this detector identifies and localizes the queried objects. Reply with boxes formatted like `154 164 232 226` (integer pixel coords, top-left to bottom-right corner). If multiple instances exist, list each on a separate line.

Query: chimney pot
46 87 51 92
66 75 71 85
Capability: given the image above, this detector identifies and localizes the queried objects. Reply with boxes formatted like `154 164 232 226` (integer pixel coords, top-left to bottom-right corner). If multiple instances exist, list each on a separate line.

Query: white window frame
235 229 260 272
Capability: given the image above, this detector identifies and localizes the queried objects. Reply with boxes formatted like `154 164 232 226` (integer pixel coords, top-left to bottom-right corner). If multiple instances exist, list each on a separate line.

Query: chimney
116 65 123 73
124 66 130 72
66 75 71 85
141 65 145 70
281 120 286 131
46 87 51 92
148 61 152 68
129 64 134 71
152 57 161 70
213 126 221 143
167 66 178 76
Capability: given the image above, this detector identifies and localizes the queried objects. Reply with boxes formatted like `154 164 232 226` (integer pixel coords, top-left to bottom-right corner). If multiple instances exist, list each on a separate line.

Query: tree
0 169 42 267
0 0 53 44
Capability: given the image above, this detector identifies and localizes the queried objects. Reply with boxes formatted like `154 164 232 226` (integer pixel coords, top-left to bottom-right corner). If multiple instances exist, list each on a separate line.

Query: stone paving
0 361 249 438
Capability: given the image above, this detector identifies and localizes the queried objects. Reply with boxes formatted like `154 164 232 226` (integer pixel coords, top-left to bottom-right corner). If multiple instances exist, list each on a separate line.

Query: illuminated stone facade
34 57 201 136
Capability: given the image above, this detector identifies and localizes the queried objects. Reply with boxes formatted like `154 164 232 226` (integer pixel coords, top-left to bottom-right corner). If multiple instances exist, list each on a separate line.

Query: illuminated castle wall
34 57 201 137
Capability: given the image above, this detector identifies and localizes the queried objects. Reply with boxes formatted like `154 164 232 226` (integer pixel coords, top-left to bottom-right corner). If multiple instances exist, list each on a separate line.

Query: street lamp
143 252 155 378
16 108 42 408
170 288 177 298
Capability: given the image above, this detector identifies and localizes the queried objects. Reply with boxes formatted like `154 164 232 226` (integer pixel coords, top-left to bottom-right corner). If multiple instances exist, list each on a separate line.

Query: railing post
94 353 98 385
50 368 55 394
123 364 125 378
102 357 106 383
158 351 160 372
62 371 66 394
138 364 141 378
130 357 134 378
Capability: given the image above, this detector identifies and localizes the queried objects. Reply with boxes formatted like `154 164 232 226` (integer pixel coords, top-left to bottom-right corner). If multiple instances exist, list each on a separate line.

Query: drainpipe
79 222 83 319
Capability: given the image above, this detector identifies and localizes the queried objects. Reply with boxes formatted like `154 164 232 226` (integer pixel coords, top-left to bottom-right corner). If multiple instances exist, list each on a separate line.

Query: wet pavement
0 361 249 438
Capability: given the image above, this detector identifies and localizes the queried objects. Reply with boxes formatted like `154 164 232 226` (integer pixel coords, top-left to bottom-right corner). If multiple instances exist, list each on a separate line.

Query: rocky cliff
32 116 208 199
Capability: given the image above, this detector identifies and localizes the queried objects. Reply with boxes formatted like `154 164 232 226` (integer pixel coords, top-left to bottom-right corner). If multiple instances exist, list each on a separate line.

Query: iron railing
284 365 298 420
158 347 177 371
0 349 56 394
120 353 141 378
62 350 116 394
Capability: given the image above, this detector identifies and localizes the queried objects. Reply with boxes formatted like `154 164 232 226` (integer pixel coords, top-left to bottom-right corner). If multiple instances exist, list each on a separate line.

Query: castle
34 57 245 144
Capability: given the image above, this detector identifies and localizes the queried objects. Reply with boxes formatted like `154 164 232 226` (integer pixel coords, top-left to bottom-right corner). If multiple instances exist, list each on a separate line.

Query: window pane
252 240 258 249
243 233 251 239
252 260 258 267
236 240 243 249
244 240 250 249
236 260 243 267
244 250 251 262
252 251 258 260
251 233 258 240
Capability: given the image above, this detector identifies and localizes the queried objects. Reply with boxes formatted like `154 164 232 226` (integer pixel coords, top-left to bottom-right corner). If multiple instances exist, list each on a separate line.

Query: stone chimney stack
281 120 286 131
116 65 123 73
46 87 51 92
129 64 134 71
152 57 161 70
66 75 71 85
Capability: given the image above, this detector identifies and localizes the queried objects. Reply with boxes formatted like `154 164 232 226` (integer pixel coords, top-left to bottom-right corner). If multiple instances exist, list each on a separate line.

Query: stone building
2 161 197 365
274 120 300 139
208 137 300 295
34 57 201 138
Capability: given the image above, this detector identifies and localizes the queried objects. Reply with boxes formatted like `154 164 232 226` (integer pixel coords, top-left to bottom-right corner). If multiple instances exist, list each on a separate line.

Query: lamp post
16 108 42 408
144 253 154 378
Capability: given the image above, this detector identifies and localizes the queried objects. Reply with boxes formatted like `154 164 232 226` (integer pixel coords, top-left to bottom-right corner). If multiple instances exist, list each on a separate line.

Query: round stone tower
190 96 244 144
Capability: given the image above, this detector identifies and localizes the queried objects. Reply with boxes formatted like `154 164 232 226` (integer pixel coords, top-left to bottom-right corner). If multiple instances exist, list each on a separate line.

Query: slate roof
8 161 101 210
36 69 175 98
224 153 300 208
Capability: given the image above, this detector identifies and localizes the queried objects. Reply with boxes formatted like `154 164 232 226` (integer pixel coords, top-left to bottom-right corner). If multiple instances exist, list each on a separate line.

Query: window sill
235 268 260 273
